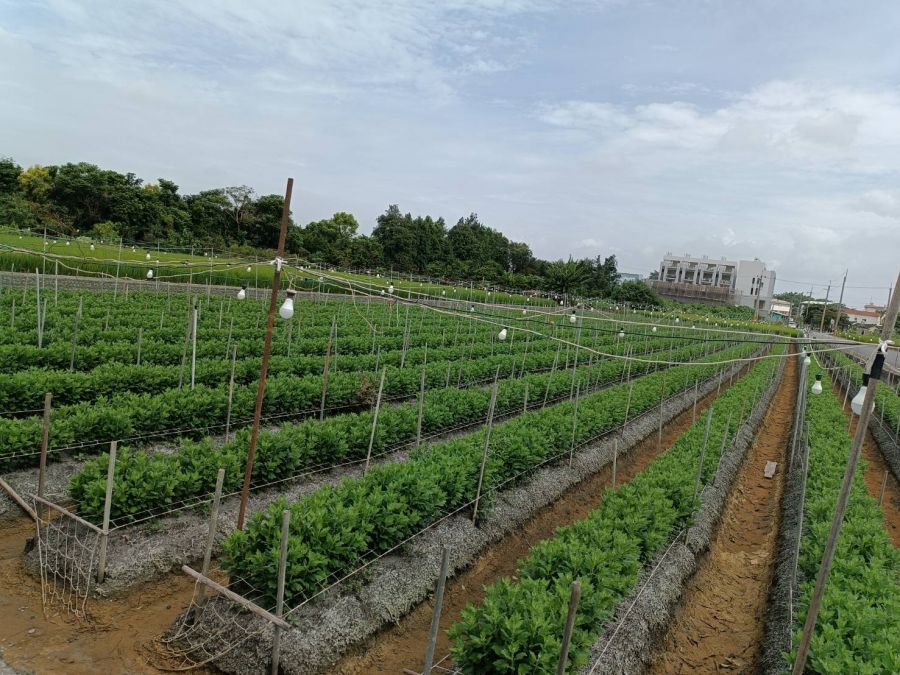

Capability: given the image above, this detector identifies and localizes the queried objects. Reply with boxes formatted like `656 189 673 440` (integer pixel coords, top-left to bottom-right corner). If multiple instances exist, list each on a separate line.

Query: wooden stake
225 344 238 442
37 392 52 519
878 468 888 506
69 296 82 371
319 317 335 421
136 327 143 366
472 372 500 524
611 438 618 487
422 546 450 675
190 301 198 390
416 367 426 448
568 382 581 467
97 440 117 583
193 468 225 622
363 369 386 474
271 509 291 675
692 407 714 506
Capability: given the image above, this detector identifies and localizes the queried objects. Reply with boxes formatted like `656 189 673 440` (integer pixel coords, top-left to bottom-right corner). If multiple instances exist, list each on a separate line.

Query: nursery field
0 272 898 675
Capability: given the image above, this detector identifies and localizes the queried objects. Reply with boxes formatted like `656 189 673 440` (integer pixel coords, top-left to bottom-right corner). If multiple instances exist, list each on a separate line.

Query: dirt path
647 355 796 675
0 516 209 674
334 374 738 674
845 394 900 547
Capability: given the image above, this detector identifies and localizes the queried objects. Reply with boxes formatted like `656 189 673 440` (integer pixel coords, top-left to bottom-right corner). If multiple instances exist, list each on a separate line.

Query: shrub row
69 337 722 523
220 341 761 608
448 344 782 673
787 367 899 673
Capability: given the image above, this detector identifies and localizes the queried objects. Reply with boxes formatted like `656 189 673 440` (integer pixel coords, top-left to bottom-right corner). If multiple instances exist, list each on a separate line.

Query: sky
1 0 899 308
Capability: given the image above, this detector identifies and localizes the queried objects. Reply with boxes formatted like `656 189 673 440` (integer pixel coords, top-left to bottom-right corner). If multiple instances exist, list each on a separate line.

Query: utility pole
818 282 831 333
793 270 900 674
236 178 294 531
832 270 847 335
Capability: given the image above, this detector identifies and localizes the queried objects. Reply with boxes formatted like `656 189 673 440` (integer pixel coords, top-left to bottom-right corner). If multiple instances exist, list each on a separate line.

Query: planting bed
165 343 768 674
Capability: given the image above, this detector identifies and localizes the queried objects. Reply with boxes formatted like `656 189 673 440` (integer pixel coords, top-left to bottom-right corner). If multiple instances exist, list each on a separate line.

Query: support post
422 546 450 675
69 296 82 371
692 407 714 506
319 317 335 421
37 392 52 519
271 510 291 675
523 382 529 413
472 372 500 524
363 368 386 474
97 440 117 584
225 344 238 442
568 382 581 467
136 327 143 366
190 300 198 390
792 271 900 675
657 369 667 451
416 366 426 448
878 469 888 507
555 580 582 675
236 177 293 531
611 438 618 487
193 468 225 622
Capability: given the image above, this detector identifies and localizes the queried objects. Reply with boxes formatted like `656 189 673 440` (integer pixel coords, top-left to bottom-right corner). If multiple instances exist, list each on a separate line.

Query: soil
0 516 212 675
843 391 900 547
646 352 796 675
333 379 729 675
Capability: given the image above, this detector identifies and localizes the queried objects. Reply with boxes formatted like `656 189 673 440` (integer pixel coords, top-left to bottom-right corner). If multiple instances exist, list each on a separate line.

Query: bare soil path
334 375 735 674
647 354 797 674
0 516 209 674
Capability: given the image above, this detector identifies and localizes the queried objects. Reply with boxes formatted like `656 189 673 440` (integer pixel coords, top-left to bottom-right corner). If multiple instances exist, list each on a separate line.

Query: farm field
0 274 898 675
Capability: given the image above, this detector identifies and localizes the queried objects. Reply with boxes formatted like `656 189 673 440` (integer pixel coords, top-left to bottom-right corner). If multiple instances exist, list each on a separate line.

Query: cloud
855 190 900 219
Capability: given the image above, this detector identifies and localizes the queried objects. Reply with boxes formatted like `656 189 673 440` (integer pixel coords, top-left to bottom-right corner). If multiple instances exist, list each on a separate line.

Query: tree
300 212 359 264
611 280 662 306
544 258 590 300
0 158 22 195
223 186 255 242
373 205 417 271
802 304 849 331
587 254 619 297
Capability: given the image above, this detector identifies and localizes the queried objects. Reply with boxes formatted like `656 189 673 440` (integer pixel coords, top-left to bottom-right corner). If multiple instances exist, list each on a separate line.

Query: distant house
844 308 882 328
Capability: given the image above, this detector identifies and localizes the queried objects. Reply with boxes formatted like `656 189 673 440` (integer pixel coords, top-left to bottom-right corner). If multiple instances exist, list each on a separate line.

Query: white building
844 308 882 328
656 253 777 311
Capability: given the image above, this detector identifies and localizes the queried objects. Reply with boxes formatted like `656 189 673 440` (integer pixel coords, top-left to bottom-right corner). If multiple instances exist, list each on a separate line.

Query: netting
33 500 101 620
150 580 270 671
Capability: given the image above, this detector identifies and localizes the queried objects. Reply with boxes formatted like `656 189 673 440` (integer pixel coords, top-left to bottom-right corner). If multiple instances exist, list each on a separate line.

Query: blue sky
1 0 899 306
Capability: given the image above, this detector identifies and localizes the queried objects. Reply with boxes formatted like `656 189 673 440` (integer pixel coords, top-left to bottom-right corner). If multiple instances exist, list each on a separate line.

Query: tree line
0 157 660 303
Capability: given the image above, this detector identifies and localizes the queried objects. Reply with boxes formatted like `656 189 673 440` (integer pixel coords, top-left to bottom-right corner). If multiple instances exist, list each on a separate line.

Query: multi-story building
652 252 776 311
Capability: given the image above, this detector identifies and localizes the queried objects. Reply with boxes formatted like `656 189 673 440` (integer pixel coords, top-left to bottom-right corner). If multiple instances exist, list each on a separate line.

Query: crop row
788 368 899 673
449 344 782 673
822 349 900 439
220 341 763 608
68 336 731 523
0 328 579 410
0 334 594 470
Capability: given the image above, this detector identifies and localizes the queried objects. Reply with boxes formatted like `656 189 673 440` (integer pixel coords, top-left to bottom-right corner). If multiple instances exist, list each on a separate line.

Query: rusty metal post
555 580 582 675
236 178 294 531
